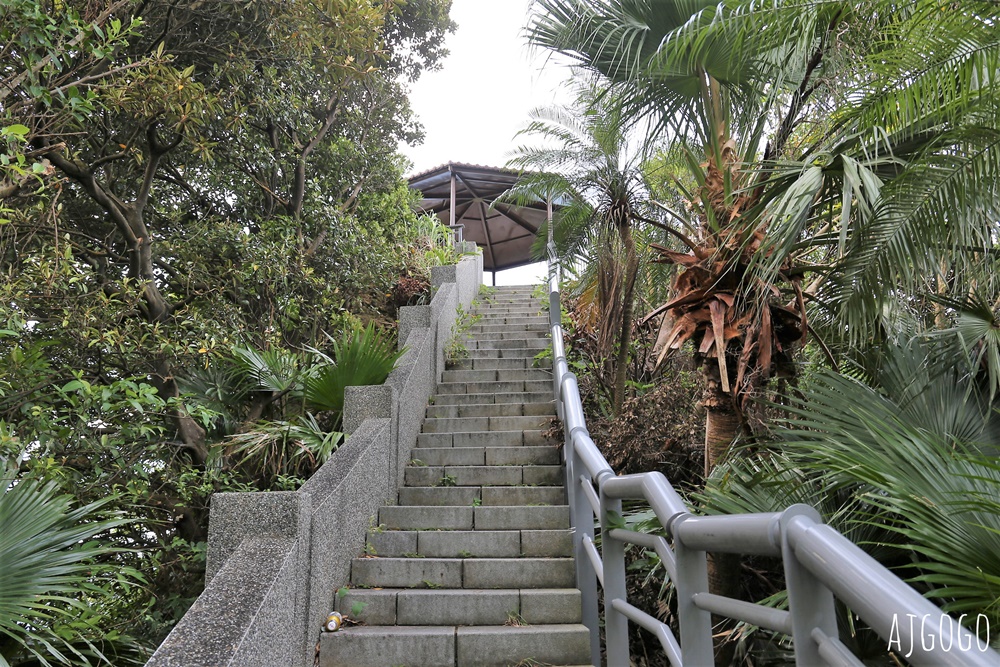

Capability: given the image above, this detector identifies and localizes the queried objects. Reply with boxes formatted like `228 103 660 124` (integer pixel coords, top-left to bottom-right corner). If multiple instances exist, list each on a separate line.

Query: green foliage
444 304 480 363
0 0 455 650
0 461 146 666
226 415 343 483
304 323 405 422
700 338 1000 631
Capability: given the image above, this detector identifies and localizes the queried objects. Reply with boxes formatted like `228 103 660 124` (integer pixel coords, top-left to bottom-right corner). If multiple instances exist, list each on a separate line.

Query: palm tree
507 83 654 416
527 0 1000 474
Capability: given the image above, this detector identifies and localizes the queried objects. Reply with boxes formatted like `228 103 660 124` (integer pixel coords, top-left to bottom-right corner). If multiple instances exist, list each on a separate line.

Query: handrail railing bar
811 628 868 667
602 473 688 531
691 592 793 635
611 598 683 667
786 517 997 667
608 528 677 582
573 432 614 482
674 512 783 557
581 535 605 588
579 477 601 517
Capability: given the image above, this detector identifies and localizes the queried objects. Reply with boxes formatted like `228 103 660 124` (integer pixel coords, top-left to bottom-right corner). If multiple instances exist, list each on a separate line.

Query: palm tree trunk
702 364 742 664
613 222 639 416
702 368 740 476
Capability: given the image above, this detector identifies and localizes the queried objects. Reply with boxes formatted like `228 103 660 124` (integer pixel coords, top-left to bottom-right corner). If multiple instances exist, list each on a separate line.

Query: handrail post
601 490 630 665
780 506 842 667
673 514 715 665
571 443 601 665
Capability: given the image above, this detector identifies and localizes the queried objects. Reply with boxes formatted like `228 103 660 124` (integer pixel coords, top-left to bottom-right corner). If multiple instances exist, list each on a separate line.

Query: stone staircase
320 286 592 667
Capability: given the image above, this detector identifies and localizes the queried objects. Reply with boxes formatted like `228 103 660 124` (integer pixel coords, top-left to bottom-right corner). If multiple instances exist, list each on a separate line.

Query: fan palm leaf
0 461 141 666
304 322 404 423
771 340 1000 623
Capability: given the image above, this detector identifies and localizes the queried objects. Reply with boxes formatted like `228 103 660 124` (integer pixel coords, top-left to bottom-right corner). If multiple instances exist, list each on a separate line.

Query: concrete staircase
320 286 592 667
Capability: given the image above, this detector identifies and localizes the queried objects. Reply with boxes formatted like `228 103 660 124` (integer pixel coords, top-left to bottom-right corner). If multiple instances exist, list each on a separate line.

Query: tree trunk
613 222 639 416
702 364 742 665
702 370 740 477
153 356 208 466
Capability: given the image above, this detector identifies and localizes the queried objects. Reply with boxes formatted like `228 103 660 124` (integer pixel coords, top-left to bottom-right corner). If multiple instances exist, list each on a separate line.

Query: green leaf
1 124 29 138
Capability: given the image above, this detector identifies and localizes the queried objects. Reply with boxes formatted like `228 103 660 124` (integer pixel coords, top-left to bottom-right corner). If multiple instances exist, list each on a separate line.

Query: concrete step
350 557 576 589
463 347 548 359
319 624 591 667
416 430 550 448
379 505 569 531
421 415 552 433
472 305 543 313
434 379 552 395
467 323 549 334
440 369 552 384
474 309 546 316
403 464 562 487
398 485 565 507
336 588 583 625
366 529 572 558
467 338 549 351
425 401 555 418
409 446 560 467
429 391 553 406
470 315 547 325
462 330 549 341
446 356 550 371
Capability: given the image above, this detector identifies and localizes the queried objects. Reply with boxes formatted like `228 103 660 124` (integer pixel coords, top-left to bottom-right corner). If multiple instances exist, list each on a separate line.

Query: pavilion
407 162 553 285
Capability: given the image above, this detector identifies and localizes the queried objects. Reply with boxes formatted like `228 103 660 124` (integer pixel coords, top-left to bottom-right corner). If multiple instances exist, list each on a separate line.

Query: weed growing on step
437 474 458 487
458 550 473 558
533 346 553 368
445 303 481 363
505 611 530 627
420 580 443 589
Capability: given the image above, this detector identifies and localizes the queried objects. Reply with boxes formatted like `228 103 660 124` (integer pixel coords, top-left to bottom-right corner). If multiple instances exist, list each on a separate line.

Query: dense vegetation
0 0 455 663
521 0 1000 663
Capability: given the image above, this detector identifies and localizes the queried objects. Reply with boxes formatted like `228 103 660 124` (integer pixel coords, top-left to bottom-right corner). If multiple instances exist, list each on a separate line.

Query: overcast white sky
401 0 571 284
401 0 570 175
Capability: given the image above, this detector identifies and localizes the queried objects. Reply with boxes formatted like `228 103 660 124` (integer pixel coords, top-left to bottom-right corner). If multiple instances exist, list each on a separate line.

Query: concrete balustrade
146 248 482 667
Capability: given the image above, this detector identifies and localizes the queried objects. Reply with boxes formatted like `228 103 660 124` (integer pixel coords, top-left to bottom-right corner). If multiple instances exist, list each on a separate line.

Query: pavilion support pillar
449 169 456 229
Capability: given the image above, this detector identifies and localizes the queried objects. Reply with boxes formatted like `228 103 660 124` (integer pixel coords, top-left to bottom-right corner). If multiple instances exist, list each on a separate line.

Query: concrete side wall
300 418 393 665
146 255 481 667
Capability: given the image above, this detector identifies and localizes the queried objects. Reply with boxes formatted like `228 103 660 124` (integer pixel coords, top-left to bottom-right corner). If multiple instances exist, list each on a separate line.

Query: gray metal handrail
545 244 1000 667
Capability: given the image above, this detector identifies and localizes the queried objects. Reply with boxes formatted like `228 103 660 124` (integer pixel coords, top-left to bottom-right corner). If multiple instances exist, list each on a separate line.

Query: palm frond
304 323 404 424
0 461 143 666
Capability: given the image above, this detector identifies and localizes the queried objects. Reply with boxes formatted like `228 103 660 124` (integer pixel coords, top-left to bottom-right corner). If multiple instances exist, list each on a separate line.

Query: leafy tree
0 0 455 652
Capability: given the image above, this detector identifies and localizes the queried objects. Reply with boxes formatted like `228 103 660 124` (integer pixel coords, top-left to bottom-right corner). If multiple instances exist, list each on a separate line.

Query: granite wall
146 251 482 667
